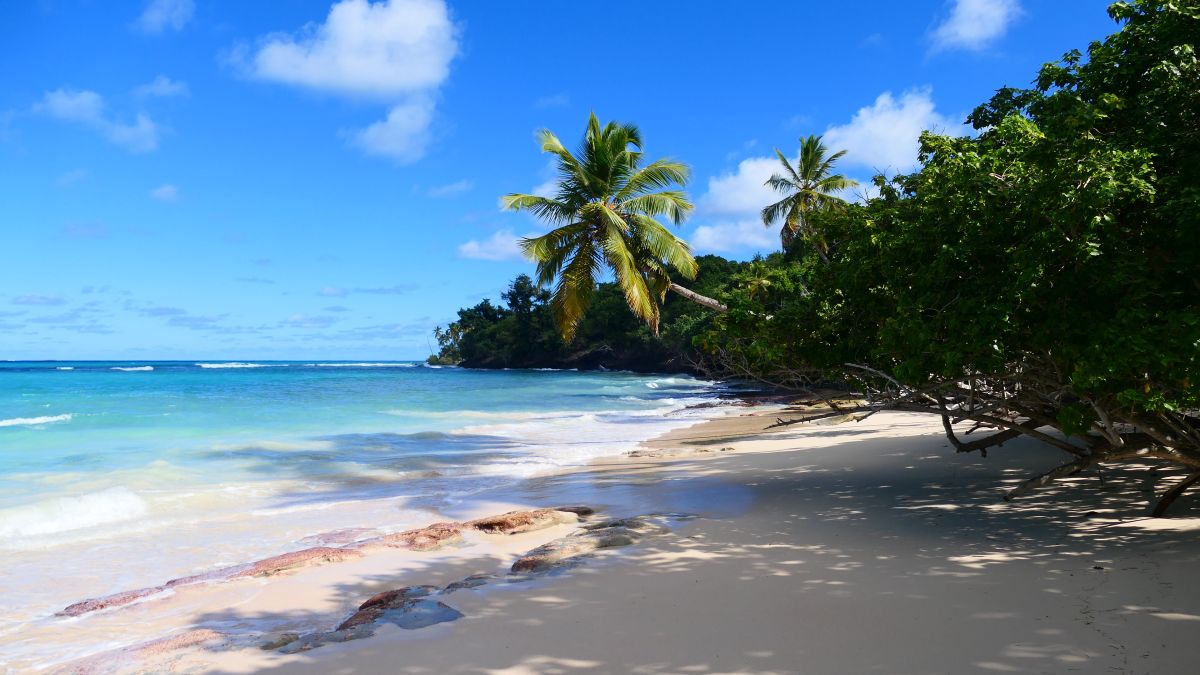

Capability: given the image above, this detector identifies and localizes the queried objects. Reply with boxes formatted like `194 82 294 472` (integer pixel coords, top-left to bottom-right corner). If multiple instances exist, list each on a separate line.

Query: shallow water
0 361 730 666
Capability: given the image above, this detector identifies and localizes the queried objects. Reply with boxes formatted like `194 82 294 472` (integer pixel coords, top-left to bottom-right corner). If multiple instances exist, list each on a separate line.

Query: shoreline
29 402 1200 673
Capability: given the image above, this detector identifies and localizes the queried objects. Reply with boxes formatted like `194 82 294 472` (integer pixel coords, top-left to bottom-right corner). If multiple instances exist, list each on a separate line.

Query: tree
502 113 727 340
760 135 857 259
703 0 1200 514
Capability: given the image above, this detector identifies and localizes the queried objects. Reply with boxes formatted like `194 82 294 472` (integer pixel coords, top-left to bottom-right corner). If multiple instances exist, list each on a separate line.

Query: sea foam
196 363 271 369
0 487 147 540
112 366 154 372
0 414 73 428
305 362 417 367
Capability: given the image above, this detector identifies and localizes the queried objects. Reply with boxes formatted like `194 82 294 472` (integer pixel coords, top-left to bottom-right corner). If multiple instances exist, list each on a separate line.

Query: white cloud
135 0 194 34
690 96 951 254
240 0 458 163
427 179 472 198
691 220 777 254
135 75 189 98
245 0 457 98
932 0 1022 52
349 97 435 162
37 88 160 153
151 184 179 201
319 287 348 297
458 230 528 261
534 93 569 109
699 156 778 217
823 88 960 172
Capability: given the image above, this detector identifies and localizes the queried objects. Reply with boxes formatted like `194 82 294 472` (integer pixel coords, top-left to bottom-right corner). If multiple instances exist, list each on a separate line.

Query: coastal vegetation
502 113 727 340
433 1 1199 512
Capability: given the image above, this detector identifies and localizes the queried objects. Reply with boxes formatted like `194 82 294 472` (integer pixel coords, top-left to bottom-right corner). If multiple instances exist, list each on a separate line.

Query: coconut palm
761 134 857 260
502 113 727 340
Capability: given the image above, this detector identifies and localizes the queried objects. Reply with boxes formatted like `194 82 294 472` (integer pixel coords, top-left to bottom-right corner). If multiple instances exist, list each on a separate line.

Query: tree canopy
502 114 701 339
700 0 1200 513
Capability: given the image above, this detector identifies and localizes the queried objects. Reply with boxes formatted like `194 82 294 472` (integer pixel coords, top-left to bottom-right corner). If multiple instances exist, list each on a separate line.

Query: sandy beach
32 403 1198 675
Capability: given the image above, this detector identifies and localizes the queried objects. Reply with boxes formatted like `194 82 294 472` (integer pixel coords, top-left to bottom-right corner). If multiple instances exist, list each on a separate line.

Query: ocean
0 361 730 666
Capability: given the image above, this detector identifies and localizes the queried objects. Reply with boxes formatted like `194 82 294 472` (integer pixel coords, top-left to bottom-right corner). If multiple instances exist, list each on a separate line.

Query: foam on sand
0 413 74 428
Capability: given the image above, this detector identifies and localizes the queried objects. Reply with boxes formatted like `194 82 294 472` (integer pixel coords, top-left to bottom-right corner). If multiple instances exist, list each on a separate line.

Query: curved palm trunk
669 283 728 313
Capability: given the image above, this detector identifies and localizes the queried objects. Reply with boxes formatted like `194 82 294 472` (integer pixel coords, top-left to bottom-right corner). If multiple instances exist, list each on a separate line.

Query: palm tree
502 114 727 340
761 135 857 260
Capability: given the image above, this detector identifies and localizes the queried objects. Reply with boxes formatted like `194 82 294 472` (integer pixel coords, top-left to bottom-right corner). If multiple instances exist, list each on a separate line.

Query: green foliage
701 1 1200 497
503 113 700 338
761 135 858 255
430 257 747 371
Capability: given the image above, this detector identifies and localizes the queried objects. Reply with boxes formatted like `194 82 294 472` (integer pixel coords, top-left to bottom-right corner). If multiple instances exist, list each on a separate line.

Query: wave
55 366 74 371
0 487 147 539
305 362 417 368
195 362 272 369
0 414 74 428
112 366 154 372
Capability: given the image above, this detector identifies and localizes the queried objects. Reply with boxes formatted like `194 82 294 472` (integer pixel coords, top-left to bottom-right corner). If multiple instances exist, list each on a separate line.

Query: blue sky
1 0 1116 360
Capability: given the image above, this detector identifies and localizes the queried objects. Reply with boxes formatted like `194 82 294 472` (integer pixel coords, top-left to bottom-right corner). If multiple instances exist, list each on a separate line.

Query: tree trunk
1151 471 1200 517
669 283 728 313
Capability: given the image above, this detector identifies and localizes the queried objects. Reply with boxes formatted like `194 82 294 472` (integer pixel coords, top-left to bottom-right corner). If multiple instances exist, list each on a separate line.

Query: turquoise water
0 361 726 658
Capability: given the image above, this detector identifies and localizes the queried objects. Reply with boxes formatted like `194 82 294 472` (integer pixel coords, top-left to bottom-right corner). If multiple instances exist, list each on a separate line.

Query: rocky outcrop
297 527 378 547
234 546 363 578
56 507 587 619
280 586 462 654
350 522 462 552
466 508 580 535
336 585 439 630
56 629 225 674
58 546 362 617
510 516 669 573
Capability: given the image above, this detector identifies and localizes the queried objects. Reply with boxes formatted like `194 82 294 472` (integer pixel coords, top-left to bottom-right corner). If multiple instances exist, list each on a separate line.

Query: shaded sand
46 408 1200 674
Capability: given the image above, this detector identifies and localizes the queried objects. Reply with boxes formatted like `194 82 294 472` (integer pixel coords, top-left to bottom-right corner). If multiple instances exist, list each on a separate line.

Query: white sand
47 409 1200 674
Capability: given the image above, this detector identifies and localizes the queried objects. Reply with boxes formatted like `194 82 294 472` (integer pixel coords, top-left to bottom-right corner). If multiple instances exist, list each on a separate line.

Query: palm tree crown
761 135 857 258
502 114 701 339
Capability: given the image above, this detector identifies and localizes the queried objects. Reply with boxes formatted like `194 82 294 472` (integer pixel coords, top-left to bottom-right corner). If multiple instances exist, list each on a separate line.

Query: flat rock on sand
466 508 582 534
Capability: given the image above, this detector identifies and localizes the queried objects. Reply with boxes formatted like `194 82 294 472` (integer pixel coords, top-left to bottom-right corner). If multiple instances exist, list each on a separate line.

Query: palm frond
615 159 690 200
760 196 794 226
552 239 601 340
501 193 577 224
773 149 802 184
599 221 656 329
632 215 698 280
621 191 693 225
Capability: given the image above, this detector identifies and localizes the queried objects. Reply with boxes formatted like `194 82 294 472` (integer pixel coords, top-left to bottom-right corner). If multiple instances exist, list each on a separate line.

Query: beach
27 402 1200 674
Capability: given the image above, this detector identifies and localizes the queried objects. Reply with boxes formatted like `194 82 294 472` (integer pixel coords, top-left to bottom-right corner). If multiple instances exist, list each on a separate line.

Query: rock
57 629 225 673
552 505 595 516
509 513 688 574
232 546 364 578
350 522 462 552
297 527 378 547
259 632 300 650
442 573 494 594
284 592 463 654
467 508 580 535
58 586 166 617
511 526 636 573
336 585 438 631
